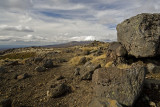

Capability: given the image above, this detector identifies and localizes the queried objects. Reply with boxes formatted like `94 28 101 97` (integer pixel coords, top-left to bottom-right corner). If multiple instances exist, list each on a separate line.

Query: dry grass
69 56 85 66
80 47 98 52
117 64 131 69
0 52 36 60
90 54 106 67
105 61 114 68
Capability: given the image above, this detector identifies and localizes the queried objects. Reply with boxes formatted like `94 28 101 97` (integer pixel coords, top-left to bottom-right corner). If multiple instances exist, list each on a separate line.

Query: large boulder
117 13 160 58
92 65 146 106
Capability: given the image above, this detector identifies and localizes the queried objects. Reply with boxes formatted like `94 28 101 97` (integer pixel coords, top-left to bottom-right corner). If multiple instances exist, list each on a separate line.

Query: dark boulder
92 65 146 106
117 13 160 58
16 73 29 80
35 66 46 72
43 59 54 68
47 83 70 98
78 57 87 65
80 63 101 80
0 98 12 107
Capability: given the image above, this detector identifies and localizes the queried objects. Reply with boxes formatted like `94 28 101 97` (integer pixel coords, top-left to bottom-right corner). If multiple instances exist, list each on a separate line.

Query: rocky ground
1 13 160 107
0 41 160 107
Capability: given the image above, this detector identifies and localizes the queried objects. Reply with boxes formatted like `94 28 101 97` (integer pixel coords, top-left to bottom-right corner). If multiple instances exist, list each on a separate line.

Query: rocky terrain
0 13 160 107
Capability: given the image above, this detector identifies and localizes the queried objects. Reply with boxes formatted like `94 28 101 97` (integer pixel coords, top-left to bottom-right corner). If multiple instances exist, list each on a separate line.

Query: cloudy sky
0 0 159 46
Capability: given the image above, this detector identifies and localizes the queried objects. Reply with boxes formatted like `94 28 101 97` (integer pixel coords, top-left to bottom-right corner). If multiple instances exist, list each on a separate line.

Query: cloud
0 25 34 32
0 0 160 45
0 34 47 43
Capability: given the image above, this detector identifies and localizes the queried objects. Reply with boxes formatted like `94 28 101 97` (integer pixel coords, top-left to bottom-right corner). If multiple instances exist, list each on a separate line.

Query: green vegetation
0 52 36 60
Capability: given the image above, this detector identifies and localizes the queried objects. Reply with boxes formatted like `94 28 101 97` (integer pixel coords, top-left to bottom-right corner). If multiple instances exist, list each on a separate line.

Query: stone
89 97 122 107
149 101 156 107
43 59 54 68
47 83 70 98
35 66 46 72
74 68 80 76
6 61 19 66
92 65 146 106
108 42 122 51
116 45 127 57
55 75 64 80
34 57 43 63
83 50 90 55
0 66 5 72
144 79 160 89
147 63 160 73
0 98 12 107
117 13 160 58
78 57 87 65
81 64 101 80
17 73 29 80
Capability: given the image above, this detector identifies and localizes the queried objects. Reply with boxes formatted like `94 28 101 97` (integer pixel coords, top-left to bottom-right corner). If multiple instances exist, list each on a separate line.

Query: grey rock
144 79 160 89
34 57 43 63
116 45 127 57
35 66 46 72
92 65 146 106
0 98 12 107
43 59 54 68
55 75 64 80
0 66 5 72
47 83 70 98
108 42 122 51
6 61 19 66
74 68 80 76
81 64 101 80
78 57 87 65
117 13 160 58
17 73 29 80
89 97 122 107
147 63 160 74
83 50 90 55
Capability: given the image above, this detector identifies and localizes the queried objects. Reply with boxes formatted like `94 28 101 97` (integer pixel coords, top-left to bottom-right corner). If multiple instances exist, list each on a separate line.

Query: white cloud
0 25 34 32
0 0 160 45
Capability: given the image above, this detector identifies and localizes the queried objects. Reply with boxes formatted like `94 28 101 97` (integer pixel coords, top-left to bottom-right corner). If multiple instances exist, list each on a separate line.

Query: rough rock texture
0 98 12 107
89 97 122 107
80 63 101 80
117 13 160 58
92 66 146 106
17 73 29 80
43 59 54 68
147 63 160 74
35 66 46 72
47 83 70 98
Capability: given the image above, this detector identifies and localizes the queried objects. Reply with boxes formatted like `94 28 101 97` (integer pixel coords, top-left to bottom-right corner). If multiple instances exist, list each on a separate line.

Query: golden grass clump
90 54 106 67
0 52 36 60
105 61 114 68
69 56 85 66
117 64 131 69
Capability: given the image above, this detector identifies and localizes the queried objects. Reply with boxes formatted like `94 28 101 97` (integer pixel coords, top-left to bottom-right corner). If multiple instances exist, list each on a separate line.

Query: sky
0 0 160 46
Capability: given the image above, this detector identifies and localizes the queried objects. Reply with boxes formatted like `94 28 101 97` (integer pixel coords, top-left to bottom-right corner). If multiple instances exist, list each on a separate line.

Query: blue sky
0 0 159 45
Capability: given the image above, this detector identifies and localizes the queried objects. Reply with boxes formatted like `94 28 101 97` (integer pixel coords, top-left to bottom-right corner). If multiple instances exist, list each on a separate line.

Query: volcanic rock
92 65 146 106
117 13 160 58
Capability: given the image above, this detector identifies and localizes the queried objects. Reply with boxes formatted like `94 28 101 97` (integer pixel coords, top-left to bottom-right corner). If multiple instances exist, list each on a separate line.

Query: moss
0 52 36 60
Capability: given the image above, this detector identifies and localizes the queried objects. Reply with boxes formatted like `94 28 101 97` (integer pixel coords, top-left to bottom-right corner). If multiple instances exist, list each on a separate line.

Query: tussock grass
90 54 106 67
69 56 85 66
0 52 36 60
105 61 114 68
117 64 131 69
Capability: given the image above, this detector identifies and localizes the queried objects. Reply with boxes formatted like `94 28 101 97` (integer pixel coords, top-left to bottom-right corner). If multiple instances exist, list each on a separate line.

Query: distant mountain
41 41 93 48
0 45 30 51
0 41 93 51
